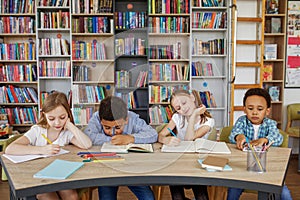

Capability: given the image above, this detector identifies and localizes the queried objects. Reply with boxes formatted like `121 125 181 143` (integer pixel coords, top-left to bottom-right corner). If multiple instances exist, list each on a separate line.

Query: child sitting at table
84 95 158 200
227 88 292 200
5 91 92 200
158 89 215 200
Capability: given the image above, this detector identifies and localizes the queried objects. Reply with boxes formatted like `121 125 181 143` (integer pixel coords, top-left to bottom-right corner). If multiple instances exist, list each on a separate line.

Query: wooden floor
1 155 300 200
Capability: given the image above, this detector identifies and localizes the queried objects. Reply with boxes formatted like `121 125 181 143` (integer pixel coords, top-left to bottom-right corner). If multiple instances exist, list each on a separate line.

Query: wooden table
0 143 291 200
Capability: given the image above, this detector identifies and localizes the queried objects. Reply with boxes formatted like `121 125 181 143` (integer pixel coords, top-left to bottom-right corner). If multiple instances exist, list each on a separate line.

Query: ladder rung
233 106 244 111
237 17 262 22
234 84 261 89
236 62 262 67
237 40 262 45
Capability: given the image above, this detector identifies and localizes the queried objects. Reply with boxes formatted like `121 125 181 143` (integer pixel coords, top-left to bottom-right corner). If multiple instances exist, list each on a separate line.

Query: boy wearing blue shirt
227 88 292 200
84 96 157 200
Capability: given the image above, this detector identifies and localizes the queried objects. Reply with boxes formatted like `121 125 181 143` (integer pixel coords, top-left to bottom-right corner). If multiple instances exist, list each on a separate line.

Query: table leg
258 192 280 200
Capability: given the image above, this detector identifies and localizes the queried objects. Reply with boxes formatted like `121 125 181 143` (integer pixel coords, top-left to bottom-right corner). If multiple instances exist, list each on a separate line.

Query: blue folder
33 159 84 180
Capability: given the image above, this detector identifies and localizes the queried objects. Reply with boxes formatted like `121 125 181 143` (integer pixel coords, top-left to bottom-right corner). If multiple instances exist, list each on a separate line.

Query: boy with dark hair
227 88 292 200
84 95 157 200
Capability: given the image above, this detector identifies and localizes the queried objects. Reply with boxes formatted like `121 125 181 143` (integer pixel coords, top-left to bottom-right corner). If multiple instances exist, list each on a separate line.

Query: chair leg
1 168 7 181
207 186 227 200
152 186 164 200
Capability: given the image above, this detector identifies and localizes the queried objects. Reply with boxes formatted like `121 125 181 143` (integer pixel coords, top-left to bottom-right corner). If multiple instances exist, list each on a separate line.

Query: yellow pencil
42 134 52 144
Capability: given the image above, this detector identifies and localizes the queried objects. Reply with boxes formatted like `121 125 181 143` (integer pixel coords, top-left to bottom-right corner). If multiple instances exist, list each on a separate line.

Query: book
271 17 281 33
101 142 154 153
201 156 229 171
266 0 278 14
33 159 84 180
264 44 277 60
262 64 273 81
198 159 232 171
161 138 231 154
268 86 280 101
2 148 70 163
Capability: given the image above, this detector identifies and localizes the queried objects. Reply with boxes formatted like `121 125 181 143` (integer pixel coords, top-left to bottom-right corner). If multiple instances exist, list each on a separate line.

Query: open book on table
2 148 70 163
161 138 231 154
101 142 154 153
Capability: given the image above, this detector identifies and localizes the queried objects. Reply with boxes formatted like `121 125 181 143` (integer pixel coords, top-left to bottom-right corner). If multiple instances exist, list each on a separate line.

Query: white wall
283 88 300 153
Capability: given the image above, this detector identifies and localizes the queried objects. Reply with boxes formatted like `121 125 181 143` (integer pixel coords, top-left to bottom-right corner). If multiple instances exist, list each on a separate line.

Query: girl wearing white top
5 92 92 200
158 89 215 200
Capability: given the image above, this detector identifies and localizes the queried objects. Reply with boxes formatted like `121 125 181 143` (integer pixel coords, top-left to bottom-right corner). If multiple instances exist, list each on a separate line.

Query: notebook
161 138 231 154
101 142 154 153
2 148 70 163
33 159 84 179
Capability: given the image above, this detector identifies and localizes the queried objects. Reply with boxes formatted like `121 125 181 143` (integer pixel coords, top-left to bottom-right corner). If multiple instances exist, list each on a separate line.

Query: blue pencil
167 128 177 137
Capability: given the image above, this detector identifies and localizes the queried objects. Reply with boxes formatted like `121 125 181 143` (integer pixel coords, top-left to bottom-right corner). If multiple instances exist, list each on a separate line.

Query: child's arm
66 119 92 149
185 105 206 141
5 136 60 155
158 120 181 146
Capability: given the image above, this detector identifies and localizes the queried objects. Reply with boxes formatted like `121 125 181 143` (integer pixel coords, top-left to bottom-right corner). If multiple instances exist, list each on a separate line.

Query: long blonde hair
38 92 74 128
170 89 212 128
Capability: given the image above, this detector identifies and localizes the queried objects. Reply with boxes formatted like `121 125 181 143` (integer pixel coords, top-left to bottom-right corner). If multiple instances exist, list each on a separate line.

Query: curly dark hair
98 96 128 121
243 88 271 108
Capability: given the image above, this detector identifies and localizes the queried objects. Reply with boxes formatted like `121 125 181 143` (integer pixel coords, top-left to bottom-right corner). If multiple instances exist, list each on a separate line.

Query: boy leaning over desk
84 95 158 200
227 88 292 200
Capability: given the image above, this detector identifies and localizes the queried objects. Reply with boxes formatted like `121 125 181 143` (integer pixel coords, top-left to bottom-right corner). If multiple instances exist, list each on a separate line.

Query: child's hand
235 134 246 150
43 144 60 155
165 136 181 146
193 105 206 116
111 135 134 145
250 138 268 147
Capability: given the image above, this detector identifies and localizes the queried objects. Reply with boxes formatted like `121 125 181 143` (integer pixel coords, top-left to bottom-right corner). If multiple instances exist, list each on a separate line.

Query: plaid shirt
229 115 283 146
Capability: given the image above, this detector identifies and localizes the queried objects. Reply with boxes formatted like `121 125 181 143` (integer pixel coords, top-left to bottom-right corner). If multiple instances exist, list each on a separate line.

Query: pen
83 153 117 158
262 141 275 151
167 128 177 137
77 152 105 155
42 134 52 144
112 127 115 136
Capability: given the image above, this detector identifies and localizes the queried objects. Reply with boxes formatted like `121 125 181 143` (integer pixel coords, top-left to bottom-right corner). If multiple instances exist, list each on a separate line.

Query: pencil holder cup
247 149 267 173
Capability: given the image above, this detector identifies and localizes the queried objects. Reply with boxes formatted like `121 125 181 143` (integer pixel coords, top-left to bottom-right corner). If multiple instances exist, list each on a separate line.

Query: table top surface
0 143 291 198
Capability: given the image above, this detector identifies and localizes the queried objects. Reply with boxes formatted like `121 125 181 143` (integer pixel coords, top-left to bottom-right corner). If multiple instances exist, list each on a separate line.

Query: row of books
73 65 89 82
38 0 68 7
192 12 227 29
0 17 35 34
149 105 173 124
72 84 106 104
37 11 70 29
115 38 146 57
73 107 94 125
72 0 113 14
115 91 140 110
0 64 37 82
192 38 225 55
72 40 106 60
149 0 189 14
149 84 189 103
0 107 38 125
39 38 69 56
149 42 182 59
198 91 217 108
0 42 36 60
72 16 112 34
0 0 35 14
0 85 38 103
39 60 71 77
115 70 130 88
193 0 225 7
191 61 214 76
149 63 190 81
149 16 190 33
114 12 147 30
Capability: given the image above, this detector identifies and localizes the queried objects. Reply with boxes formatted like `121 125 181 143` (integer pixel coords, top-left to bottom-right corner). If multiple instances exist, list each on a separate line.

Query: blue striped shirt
84 111 158 145
229 115 283 146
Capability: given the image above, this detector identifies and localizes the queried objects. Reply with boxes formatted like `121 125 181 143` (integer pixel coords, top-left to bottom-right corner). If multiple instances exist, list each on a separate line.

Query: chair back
285 103 300 138
219 126 288 148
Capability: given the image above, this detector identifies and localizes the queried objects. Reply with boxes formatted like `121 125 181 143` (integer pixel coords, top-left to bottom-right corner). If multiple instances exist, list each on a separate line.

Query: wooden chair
285 103 300 139
219 126 289 199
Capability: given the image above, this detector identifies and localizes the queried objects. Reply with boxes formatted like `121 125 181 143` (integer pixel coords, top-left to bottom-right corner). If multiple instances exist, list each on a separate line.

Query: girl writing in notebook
158 89 215 200
5 91 92 200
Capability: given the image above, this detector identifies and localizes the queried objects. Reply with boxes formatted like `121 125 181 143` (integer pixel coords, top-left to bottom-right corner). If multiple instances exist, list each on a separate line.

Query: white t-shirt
24 125 74 146
253 124 260 140
171 113 215 140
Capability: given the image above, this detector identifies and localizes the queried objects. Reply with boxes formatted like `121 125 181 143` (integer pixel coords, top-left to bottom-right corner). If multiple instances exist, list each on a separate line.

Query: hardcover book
264 44 277 60
201 156 229 171
262 64 273 81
